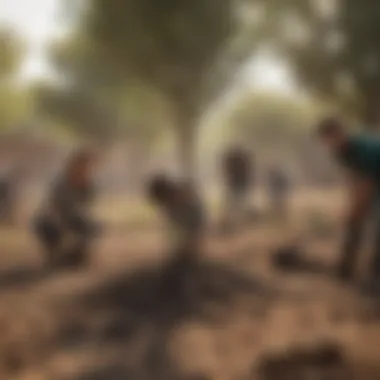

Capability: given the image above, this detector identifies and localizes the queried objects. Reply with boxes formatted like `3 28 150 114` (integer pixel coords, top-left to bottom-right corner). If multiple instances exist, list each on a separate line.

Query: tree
221 91 319 156
254 0 380 126
219 90 336 184
0 86 31 131
0 27 24 83
34 83 121 142
36 34 170 146
0 28 28 131
73 0 259 176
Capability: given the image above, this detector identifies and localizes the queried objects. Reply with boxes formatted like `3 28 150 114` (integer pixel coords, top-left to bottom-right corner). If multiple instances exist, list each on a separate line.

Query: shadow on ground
52 259 279 380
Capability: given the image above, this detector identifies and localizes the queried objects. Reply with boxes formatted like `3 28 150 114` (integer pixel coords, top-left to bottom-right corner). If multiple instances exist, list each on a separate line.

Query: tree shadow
77 258 278 325
53 258 280 380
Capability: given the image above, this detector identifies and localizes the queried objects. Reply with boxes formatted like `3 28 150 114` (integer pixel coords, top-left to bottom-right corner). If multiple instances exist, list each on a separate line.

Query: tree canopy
0 27 24 82
0 28 29 131
255 0 380 125
64 0 260 175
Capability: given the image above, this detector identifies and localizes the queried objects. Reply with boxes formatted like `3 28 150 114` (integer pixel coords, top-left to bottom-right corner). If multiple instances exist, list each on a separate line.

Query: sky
0 0 66 80
0 0 295 93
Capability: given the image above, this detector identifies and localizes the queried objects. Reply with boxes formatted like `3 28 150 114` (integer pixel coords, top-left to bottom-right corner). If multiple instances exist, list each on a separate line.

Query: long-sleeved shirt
338 134 380 183
39 176 95 232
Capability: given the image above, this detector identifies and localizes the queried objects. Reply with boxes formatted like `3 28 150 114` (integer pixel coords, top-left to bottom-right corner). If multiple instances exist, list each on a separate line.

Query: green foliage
0 27 24 82
0 28 28 131
38 34 169 145
74 0 257 174
0 86 31 131
254 0 380 124
83 0 233 103
34 82 121 141
225 91 319 144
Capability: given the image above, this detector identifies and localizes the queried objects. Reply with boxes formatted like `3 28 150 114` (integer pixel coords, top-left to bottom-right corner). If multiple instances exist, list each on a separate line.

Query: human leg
33 217 62 265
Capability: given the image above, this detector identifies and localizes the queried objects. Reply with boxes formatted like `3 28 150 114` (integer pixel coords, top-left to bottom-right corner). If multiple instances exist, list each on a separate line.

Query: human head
315 117 349 152
65 148 96 186
146 174 176 206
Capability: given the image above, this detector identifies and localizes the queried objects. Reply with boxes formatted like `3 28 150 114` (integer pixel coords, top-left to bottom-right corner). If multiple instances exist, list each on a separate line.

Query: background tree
0 27 30 131
0 27 24 83
35 34 170 146
69 0 261 177
214 90 336 184
249 0 380 126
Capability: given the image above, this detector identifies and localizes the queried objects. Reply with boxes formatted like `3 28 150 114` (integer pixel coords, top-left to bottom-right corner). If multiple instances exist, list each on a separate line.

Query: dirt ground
1 189 380 380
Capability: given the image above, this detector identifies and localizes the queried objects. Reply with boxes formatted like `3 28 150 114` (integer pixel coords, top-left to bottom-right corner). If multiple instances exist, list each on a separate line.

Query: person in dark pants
220 147 253 232
0 171 12 224
147 174 205 264
0 165 20 225
316 117 380 293
33 149 99 268
267 166 291 221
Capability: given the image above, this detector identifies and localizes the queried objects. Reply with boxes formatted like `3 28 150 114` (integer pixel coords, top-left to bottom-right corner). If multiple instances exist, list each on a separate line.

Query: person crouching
33 149 100 268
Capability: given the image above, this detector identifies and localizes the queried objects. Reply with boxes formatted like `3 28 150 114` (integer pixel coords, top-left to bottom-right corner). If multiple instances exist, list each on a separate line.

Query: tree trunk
174 104 198 181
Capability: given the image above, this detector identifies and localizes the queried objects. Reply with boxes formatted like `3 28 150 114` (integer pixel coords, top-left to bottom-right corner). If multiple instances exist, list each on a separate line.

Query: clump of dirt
257 341 347 380
271 245 330 276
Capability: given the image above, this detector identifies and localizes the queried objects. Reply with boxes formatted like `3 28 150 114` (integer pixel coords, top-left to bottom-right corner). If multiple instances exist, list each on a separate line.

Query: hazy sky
0 0 294 92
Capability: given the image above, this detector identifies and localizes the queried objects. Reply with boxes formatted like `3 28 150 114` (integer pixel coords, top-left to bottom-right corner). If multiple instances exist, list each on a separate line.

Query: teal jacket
338 134 380 182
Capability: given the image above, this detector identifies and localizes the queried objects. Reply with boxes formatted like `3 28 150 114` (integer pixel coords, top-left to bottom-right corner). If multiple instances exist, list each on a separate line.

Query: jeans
339 201 380 281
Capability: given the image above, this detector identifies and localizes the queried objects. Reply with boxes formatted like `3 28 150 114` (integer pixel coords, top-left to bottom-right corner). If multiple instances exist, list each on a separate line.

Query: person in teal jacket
317 117 380 291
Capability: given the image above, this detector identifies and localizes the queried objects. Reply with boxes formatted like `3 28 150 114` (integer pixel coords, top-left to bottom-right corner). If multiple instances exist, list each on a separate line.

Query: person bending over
147 174 205 264
316 117 380 291
267 165 291 221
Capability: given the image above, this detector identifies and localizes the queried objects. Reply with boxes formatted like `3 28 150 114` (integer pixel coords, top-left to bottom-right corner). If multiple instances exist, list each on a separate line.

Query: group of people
3 117 380 297
220 146 291 230
5 145 286 270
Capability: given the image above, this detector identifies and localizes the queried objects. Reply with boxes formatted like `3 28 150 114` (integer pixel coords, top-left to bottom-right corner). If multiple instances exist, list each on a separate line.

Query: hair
63 148 95 180
146 174 175 204
315 117 345 137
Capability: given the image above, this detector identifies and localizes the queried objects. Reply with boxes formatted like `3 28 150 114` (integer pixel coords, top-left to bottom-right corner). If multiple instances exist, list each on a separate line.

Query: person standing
316 117 380 292
220 146 254 232
0 165 19 225
267 165 291 221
